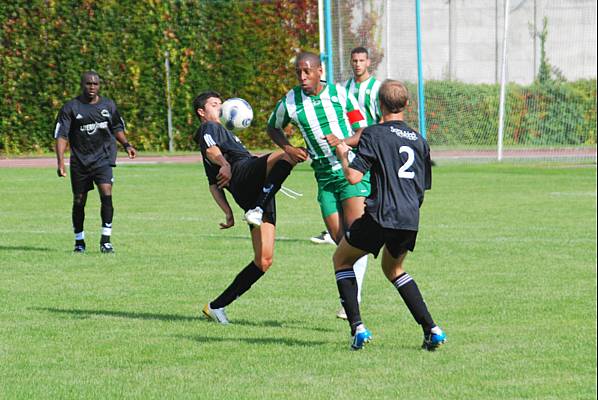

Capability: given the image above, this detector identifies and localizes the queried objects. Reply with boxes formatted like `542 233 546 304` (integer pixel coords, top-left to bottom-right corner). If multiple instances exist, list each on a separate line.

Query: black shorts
70 159 113 194
229 154 276 225
345 213 418 258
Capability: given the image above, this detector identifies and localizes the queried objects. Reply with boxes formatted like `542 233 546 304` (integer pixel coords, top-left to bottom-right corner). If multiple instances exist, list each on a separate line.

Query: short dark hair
350 47 369 58
192 91 222 119
295 51 321 67
80 70 100 84
378 79 409 114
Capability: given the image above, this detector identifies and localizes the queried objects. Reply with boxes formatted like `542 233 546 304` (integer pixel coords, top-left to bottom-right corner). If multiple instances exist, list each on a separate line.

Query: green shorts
315 168 371 218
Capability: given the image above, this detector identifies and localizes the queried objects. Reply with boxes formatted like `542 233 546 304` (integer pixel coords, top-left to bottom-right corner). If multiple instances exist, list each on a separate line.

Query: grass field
0 161 596 399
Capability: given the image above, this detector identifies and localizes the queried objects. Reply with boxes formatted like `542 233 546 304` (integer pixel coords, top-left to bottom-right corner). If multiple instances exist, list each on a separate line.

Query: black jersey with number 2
53 96 125 168
349 120 432 231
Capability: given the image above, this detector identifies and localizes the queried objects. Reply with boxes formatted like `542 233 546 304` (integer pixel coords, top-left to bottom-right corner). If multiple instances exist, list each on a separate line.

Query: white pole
318 0 327 80
164 51 173 152
336 0 344 81
385 0 389 79
497 0 510 162
449 0 456 80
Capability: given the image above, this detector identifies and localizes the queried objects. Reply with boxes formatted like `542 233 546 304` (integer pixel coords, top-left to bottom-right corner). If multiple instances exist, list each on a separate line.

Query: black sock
72 203 85 234
211 261 265 309
100 194 113 227
393 273 435 334
255 160 293 209
335 268 362 335
100 195 113 244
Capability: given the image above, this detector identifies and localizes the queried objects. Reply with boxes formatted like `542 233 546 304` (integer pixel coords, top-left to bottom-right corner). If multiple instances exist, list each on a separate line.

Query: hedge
1 2 595 154
1 0 318 154
407 79 596 147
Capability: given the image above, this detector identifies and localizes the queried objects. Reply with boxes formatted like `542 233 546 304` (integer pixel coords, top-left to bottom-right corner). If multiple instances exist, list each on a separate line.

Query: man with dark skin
54 71 136 253
267 52 371 319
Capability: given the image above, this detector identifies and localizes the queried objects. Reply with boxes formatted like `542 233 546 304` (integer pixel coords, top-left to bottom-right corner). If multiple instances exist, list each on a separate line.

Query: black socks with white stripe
335 268 362 335
393 272 436 334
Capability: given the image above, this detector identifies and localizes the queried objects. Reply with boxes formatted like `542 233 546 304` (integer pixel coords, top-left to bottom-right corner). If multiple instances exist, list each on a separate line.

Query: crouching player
193 91 306 324
333 80 446 350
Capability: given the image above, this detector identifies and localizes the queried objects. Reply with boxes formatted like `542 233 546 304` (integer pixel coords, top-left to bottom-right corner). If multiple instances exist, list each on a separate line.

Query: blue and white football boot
350 325 373 350
422 326 446 351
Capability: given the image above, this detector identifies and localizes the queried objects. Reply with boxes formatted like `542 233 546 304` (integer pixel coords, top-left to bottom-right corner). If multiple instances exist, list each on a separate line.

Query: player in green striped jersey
267 51 371 319
310 47 382 318
344 47 382 126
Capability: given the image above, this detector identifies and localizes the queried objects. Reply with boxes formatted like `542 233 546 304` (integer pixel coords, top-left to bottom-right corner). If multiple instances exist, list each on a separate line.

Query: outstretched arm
335 142 364 185
209 184 235 229
267 126 308 163
325 127 364 148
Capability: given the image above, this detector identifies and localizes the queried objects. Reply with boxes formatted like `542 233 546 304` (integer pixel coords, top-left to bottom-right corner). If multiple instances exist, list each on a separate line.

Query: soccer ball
220 98 253 130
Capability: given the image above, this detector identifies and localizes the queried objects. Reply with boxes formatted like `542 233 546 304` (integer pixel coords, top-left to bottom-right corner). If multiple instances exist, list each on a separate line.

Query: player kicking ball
193 91 305 324
333 79 446 350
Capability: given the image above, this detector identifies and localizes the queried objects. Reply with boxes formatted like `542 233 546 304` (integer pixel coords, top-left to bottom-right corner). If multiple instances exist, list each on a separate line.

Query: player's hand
57 166 67 178
126 146 137 159
284 145 308 163
219 213 234 229
325 134 342 147
217 164 232 188
335 141 350 157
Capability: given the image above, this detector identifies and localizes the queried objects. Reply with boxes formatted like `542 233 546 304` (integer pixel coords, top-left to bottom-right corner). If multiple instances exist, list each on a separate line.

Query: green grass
0 162 596 399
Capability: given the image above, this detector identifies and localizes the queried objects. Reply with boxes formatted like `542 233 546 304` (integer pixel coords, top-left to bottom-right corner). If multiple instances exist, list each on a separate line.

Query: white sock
431 326 443 335
353 255 368 303
75 231 85 241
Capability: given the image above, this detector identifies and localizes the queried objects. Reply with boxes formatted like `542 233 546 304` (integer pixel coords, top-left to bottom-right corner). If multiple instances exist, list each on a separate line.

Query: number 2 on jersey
398 146 415 179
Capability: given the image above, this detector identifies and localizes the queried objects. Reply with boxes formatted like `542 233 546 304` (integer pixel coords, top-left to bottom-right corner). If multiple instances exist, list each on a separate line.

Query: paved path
0 148 595 168
0 155 202 168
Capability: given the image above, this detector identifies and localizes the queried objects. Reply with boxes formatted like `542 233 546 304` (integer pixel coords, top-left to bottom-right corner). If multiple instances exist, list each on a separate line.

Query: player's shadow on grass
0 245 53 252
34 308 332 331
194 234 306 243
179 334 328 347
35 307 198 322
233 318 334 332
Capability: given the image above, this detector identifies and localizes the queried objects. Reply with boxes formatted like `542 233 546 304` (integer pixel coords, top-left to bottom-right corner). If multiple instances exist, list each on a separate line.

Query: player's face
351 53 370 78
200 97 222 123
81 75 100 102
295 60 322 95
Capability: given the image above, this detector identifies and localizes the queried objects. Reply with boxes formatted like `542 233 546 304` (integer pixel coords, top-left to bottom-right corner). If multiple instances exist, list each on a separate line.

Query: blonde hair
379 79 409 113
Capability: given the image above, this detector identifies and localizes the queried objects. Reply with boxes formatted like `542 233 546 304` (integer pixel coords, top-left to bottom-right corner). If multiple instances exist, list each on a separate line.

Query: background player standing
333 79 446 350
54 70 136 253
267 51 370 320
343 47 382 126
194 91 303 324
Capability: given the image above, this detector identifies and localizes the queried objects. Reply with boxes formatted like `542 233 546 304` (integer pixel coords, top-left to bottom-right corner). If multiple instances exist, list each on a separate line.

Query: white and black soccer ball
220 98 253 130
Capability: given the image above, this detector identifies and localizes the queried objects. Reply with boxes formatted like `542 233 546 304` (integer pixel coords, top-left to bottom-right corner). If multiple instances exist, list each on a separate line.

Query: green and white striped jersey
268 83 366 173
344 76 381 126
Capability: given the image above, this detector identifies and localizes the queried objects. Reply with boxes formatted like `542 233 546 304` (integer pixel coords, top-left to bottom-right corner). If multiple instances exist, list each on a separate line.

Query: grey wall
373 0 597 84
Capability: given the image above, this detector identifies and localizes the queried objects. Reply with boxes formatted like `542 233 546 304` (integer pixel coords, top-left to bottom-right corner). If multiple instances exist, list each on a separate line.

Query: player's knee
255 256 273 271
73 194 87 207
332 250 345 269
